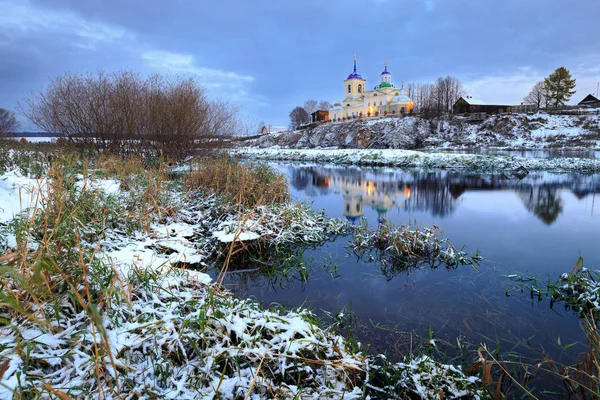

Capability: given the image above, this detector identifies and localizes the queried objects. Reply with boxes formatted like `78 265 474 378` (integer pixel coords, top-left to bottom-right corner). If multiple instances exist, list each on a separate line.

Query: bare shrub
0 108 19 137
20 71 238 159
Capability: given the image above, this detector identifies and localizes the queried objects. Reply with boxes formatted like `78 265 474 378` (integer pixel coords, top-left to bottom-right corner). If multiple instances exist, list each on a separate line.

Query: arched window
358 84 362 93
348 84 351 93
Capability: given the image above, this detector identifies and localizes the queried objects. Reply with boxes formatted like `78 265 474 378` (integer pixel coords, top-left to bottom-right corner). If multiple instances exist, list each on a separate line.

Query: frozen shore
0 157 484 399
234 147 600 173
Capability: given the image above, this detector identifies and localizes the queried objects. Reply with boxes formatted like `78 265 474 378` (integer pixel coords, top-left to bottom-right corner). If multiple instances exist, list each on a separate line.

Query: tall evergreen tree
542 67 576 107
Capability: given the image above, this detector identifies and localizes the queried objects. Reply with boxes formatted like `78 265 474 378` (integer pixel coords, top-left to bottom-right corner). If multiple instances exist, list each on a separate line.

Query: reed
184 156 289 208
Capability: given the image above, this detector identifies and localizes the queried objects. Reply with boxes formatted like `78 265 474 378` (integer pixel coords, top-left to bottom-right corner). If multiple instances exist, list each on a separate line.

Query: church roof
391 94 411 102
346 57 364 80
374 82 395 89
347 72 364 80
380 65 391 75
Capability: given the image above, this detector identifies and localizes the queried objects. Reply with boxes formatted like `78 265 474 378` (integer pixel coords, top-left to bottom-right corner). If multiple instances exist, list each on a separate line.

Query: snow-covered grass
425 112 600 150
0 149 487 398
551 258 600 317
350 220 481 279
234 147 600 172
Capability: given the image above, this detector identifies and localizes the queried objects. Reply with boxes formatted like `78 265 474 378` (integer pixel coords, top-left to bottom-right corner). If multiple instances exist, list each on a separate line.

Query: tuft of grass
350 219 481 278
185 156 289 208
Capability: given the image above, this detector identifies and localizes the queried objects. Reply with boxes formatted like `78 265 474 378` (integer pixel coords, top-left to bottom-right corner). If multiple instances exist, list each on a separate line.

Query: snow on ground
0 164 486 398
234 147 600 172
0 170 40 223
253 111 600 151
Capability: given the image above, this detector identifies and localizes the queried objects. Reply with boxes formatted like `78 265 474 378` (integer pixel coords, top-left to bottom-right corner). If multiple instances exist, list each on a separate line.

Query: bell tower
343 54 366 99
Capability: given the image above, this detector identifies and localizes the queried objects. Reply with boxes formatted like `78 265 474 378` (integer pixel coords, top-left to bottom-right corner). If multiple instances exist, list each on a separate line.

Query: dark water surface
213 163 600 375
426 148 600 159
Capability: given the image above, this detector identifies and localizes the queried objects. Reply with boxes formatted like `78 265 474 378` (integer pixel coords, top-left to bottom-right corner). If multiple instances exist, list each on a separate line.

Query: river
210 163 600 389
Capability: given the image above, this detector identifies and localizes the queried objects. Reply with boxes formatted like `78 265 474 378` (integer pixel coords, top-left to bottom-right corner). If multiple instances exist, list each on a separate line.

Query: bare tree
406 76 464 117
0 108 19 136
524 81 545 109
257 121 266 134
302 100 319 115
317 100 332 111
289 106 310 130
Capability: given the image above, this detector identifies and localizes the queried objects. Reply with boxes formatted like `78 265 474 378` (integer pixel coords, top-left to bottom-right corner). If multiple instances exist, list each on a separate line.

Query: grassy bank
0 144 486 399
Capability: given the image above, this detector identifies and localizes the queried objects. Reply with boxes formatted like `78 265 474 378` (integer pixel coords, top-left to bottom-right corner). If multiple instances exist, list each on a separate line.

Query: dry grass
184 156 289 208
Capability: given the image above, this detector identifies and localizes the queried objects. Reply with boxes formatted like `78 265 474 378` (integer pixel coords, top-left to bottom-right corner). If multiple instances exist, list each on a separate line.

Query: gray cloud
0 0 598 129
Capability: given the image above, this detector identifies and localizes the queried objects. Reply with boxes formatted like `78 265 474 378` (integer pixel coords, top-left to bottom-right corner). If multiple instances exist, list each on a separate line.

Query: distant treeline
5 132 62 137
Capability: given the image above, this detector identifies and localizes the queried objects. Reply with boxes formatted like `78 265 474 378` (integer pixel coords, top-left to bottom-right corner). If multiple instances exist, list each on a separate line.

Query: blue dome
347 72 363 80
381 65 391 75
345 215 360 224
346 57 364 80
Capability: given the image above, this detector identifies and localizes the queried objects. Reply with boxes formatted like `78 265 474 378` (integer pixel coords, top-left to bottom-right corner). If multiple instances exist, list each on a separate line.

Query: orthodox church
329 56 413 120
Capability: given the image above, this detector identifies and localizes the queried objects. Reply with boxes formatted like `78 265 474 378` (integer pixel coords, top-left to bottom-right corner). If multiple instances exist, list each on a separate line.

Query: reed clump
184 156 289 208
350 219 481 274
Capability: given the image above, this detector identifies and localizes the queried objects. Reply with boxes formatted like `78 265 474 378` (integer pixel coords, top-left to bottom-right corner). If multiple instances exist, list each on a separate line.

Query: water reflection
288 165 599 224
213 163 600 394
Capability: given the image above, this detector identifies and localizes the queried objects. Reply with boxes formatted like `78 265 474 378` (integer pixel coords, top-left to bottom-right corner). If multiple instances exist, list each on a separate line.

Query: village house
311 110 330 123
578 94 600 108
453 96 537 116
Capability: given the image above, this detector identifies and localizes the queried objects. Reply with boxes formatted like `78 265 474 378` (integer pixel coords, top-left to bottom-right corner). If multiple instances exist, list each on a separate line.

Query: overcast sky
1 0 599 130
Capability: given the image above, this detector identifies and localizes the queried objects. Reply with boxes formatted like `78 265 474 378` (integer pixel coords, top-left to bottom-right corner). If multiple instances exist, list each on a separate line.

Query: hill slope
254 112 600 150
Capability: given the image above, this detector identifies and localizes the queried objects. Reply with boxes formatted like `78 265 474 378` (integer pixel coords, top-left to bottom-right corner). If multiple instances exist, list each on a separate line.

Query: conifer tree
542 67 576 107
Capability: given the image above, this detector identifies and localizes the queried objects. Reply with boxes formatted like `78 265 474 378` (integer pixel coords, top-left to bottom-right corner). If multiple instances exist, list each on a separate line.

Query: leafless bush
0 108 19 137
20 71 238 159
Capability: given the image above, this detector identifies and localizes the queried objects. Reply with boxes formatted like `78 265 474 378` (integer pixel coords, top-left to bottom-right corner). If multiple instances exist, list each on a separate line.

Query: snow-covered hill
252 111 600 150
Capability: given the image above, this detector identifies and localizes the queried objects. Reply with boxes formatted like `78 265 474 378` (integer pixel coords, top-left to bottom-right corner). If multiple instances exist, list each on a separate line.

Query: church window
346 204 350 212
356 203 360 212
358 84 362 93
348 84 351 93
380 101 383 105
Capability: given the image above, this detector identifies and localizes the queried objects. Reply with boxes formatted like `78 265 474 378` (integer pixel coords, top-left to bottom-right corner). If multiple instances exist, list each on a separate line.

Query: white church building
330 56 413 120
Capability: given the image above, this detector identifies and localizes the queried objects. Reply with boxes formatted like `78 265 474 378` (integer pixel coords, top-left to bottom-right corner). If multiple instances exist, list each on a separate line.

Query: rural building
511 103 538 114
260 125 287 135
311 110 330 123
328 56 413 121
578 94 600 108
453 97 537 115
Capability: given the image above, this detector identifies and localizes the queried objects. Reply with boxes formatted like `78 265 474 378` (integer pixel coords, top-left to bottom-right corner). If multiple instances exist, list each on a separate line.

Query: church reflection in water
288 165 600 225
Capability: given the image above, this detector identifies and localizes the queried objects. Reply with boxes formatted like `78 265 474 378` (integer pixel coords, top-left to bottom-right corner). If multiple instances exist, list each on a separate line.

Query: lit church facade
330 56 414 120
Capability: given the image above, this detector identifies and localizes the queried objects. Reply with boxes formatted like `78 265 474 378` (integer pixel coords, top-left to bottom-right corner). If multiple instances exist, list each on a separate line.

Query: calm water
426 148 600 159
212 163 600 377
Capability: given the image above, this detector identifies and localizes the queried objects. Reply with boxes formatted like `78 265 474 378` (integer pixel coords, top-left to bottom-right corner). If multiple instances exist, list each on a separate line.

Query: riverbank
234 147 600 173
0 147 484 399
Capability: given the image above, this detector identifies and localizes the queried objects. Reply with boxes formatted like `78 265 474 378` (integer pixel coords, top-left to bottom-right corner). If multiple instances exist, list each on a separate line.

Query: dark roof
578 94 600 105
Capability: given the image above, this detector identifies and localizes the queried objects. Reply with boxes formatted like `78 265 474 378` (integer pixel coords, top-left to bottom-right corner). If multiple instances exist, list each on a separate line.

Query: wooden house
578 94 600 108
453 97 512 115
311 110 330 123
